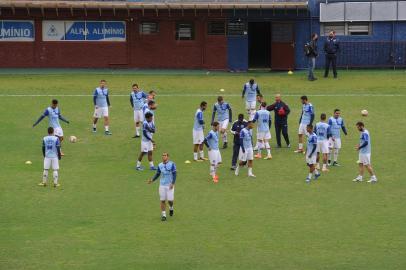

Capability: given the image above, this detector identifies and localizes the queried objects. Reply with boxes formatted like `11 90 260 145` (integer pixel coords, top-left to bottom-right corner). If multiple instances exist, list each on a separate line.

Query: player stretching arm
211 96 232 149
148 152 177 221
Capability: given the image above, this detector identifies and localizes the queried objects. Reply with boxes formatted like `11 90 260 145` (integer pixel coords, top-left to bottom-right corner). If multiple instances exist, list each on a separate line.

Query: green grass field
1 70 405 270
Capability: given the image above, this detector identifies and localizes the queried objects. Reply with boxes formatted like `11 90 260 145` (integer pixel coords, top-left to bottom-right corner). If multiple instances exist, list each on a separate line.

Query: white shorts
239 147 254 161
141 140 153 153
306 154 317 165
359 153 371 165
54 127 63 137
208 149 222 165
257 131 271 140
94 106 109 118
317 140 330 154
245 101 256 110
219 119 229 130
134 110 144 123
159 185 174 201
298 123 308 135
193 129 204 145
44 157 59 170
329 138 342 149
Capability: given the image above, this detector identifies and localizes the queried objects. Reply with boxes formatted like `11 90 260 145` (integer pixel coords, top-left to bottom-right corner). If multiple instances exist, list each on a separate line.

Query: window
176 22 194 40
321 22 371 36
139 22 159 34
227 21 246 36
208 21 226 35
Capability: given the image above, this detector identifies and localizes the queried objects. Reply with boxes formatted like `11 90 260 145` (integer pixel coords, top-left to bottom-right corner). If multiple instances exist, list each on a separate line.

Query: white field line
0 94 405 97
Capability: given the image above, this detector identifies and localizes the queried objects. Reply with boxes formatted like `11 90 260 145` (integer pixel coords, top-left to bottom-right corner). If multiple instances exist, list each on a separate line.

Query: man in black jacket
324 31 339 78
306 33 318 81
230 114 248 170
266 94 290 148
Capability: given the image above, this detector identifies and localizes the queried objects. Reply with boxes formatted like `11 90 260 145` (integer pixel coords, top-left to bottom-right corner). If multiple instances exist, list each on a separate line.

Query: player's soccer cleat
104 131 112 135
230 166 236 170
150 166 157 171
305 177 311 183
92 127 96 133
328 160 331 166
314 173 321 180
193 159 203 162
254 153 262 159
287 144 291 148
169 209 174 216
322 168 329 172
212 175 219 183
294 149 304 153
264 155 272 160
161 215 167 221
248 174 256 178
353 176 363 182
332 161 340 167
223 142 228 149
132 135 140 138
53 183 60 188
367 177 378 183
199 157 208 161
136 166 144 171
38 182 47 187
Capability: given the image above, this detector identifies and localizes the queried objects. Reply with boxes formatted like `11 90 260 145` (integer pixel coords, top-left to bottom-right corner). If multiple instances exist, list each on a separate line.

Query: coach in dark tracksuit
324 31 340 78
230 114 248 170
266 94 291 148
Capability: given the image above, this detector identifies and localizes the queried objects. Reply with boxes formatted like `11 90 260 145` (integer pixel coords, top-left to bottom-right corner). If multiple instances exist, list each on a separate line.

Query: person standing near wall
324 31 339 78
305 33 319 81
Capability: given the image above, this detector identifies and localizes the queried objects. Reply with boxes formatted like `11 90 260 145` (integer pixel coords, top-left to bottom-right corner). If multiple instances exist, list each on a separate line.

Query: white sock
358 175 363 179
210 165 215 176
334 149 339 162
248 167 253 175
322 164 327 169
169 206 174 210
235 166 240 175
136 126 140 135
137 161 141 167
43 170 48 183
265 142 271 155
314 169 319 175
199 151 204 159
299 143 303 150
53 171 58 184
193 152 198 160
161 211 166 217
149 161 154 167
308 173 312 179
105 125 109 131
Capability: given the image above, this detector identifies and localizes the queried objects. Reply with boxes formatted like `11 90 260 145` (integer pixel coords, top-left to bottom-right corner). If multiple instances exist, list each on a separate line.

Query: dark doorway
248 22 271 68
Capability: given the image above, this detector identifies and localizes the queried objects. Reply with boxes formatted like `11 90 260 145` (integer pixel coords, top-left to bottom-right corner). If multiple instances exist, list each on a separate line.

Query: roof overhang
0 1 308 10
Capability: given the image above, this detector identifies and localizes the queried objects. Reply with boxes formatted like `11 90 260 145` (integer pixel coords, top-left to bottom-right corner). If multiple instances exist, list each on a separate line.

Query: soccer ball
361 110 368 116
69 135 77 143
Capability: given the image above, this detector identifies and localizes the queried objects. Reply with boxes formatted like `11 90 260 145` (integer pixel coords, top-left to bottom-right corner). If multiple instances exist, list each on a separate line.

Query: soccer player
353 122 378 183
253 102 272 160
295 95 315 153
242 79 261 121
148 90 157 101
204 122 222 183
148 152 177 221
130 83 147 138
235 121 256 178
230 114 248 170
305 124 321 183
328 109 347 166
92 79 112 135
193 101 208 162
33 99 69 156
38 127 61 187
211 96 232 149
136 112 156 171
315 113 331 172
256 94 265 109
142 100 157 123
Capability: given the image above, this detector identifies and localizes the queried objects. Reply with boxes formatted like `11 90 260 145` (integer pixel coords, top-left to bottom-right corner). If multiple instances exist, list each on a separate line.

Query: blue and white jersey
43 107 61 128
306 132 318 156
300 103 314 125
156 161 177 186
254 109 271 133
328 117 345 139
193 108 204 131
240 128 253 150
142 103 154 117
142 120 155 142
93 87 109 108
315 122 330 141
359 130 371 154
131 91 147 110
43 135 60 158
243 82 259 102
205 130 219 150
213 102 231 121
